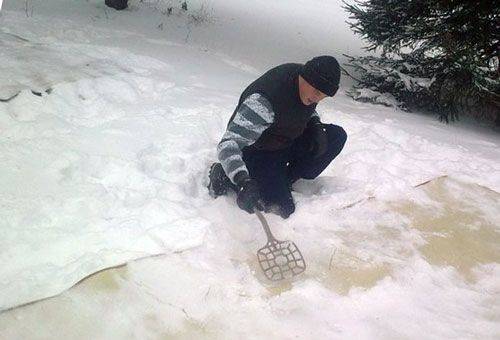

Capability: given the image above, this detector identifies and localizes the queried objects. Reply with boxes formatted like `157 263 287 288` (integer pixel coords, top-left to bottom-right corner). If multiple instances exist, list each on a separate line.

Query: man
208 56 347 218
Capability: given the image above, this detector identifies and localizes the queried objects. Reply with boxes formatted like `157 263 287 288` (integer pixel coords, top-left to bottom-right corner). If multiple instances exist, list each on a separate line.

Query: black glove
265 195 295 219
308 117 329 159
234 172 265 214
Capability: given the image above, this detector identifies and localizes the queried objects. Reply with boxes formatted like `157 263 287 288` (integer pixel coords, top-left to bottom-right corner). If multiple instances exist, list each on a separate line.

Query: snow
346 87 402 107
0 0 499 339
0 44 210 308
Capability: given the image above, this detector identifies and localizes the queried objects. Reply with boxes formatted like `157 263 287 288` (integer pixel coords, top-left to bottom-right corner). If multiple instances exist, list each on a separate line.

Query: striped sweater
217 93 319 184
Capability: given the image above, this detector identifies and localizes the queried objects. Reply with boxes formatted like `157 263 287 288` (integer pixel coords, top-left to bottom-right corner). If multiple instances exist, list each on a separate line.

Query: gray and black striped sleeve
217 93 275 184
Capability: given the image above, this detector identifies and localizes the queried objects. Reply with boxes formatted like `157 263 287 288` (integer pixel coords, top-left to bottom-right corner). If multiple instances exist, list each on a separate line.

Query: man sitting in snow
208 56 347 218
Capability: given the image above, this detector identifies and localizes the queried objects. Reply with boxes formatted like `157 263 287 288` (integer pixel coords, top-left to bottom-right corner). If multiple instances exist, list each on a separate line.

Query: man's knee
325 124 347 151
327 124 347 142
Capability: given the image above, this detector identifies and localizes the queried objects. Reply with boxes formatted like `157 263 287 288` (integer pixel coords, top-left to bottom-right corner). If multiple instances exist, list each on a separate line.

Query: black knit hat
299 56 341 97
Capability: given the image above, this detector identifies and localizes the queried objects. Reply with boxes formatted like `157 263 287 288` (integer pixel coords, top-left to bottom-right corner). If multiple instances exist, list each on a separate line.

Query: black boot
286 165 299 192
207 163 234 198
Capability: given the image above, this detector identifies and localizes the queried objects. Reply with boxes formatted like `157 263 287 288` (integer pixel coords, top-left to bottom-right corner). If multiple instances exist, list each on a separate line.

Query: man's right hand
234 172 264 214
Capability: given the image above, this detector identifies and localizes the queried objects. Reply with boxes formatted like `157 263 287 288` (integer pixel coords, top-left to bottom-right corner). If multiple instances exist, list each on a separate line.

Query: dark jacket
229 63 317 151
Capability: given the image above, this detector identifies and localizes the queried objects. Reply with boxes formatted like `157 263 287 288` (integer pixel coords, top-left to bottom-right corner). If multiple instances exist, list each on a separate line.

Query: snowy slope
0 0 499 339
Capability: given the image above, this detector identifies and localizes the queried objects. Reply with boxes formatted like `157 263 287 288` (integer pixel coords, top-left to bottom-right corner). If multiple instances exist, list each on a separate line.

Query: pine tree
343 0 499 125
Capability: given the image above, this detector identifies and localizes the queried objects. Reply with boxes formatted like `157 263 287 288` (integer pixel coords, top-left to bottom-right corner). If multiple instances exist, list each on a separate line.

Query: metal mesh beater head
257 239 306 281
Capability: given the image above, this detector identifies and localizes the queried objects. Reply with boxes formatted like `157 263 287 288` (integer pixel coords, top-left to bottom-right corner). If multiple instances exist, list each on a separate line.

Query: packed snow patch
0 39 210 310
1 177 498 340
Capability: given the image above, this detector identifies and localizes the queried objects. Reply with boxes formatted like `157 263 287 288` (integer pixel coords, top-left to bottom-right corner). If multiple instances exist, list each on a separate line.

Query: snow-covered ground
0 1 499 339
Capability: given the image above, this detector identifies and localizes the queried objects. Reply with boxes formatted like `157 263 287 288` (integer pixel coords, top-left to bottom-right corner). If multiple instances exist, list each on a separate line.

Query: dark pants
242 124 347 206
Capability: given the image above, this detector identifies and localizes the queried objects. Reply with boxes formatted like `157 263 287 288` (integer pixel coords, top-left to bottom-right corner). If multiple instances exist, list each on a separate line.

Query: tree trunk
105 0 128 10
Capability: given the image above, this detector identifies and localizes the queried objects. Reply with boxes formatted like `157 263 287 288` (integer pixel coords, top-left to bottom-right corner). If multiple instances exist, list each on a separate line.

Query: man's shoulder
254 63 302 90
238 62 302 107
266 63 302 75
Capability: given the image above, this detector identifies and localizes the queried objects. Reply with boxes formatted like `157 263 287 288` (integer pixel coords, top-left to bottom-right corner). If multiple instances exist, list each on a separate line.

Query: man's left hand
309 123 329 159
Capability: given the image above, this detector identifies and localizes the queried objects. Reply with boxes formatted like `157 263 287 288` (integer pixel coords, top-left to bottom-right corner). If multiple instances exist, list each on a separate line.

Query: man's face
298 75 328 106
